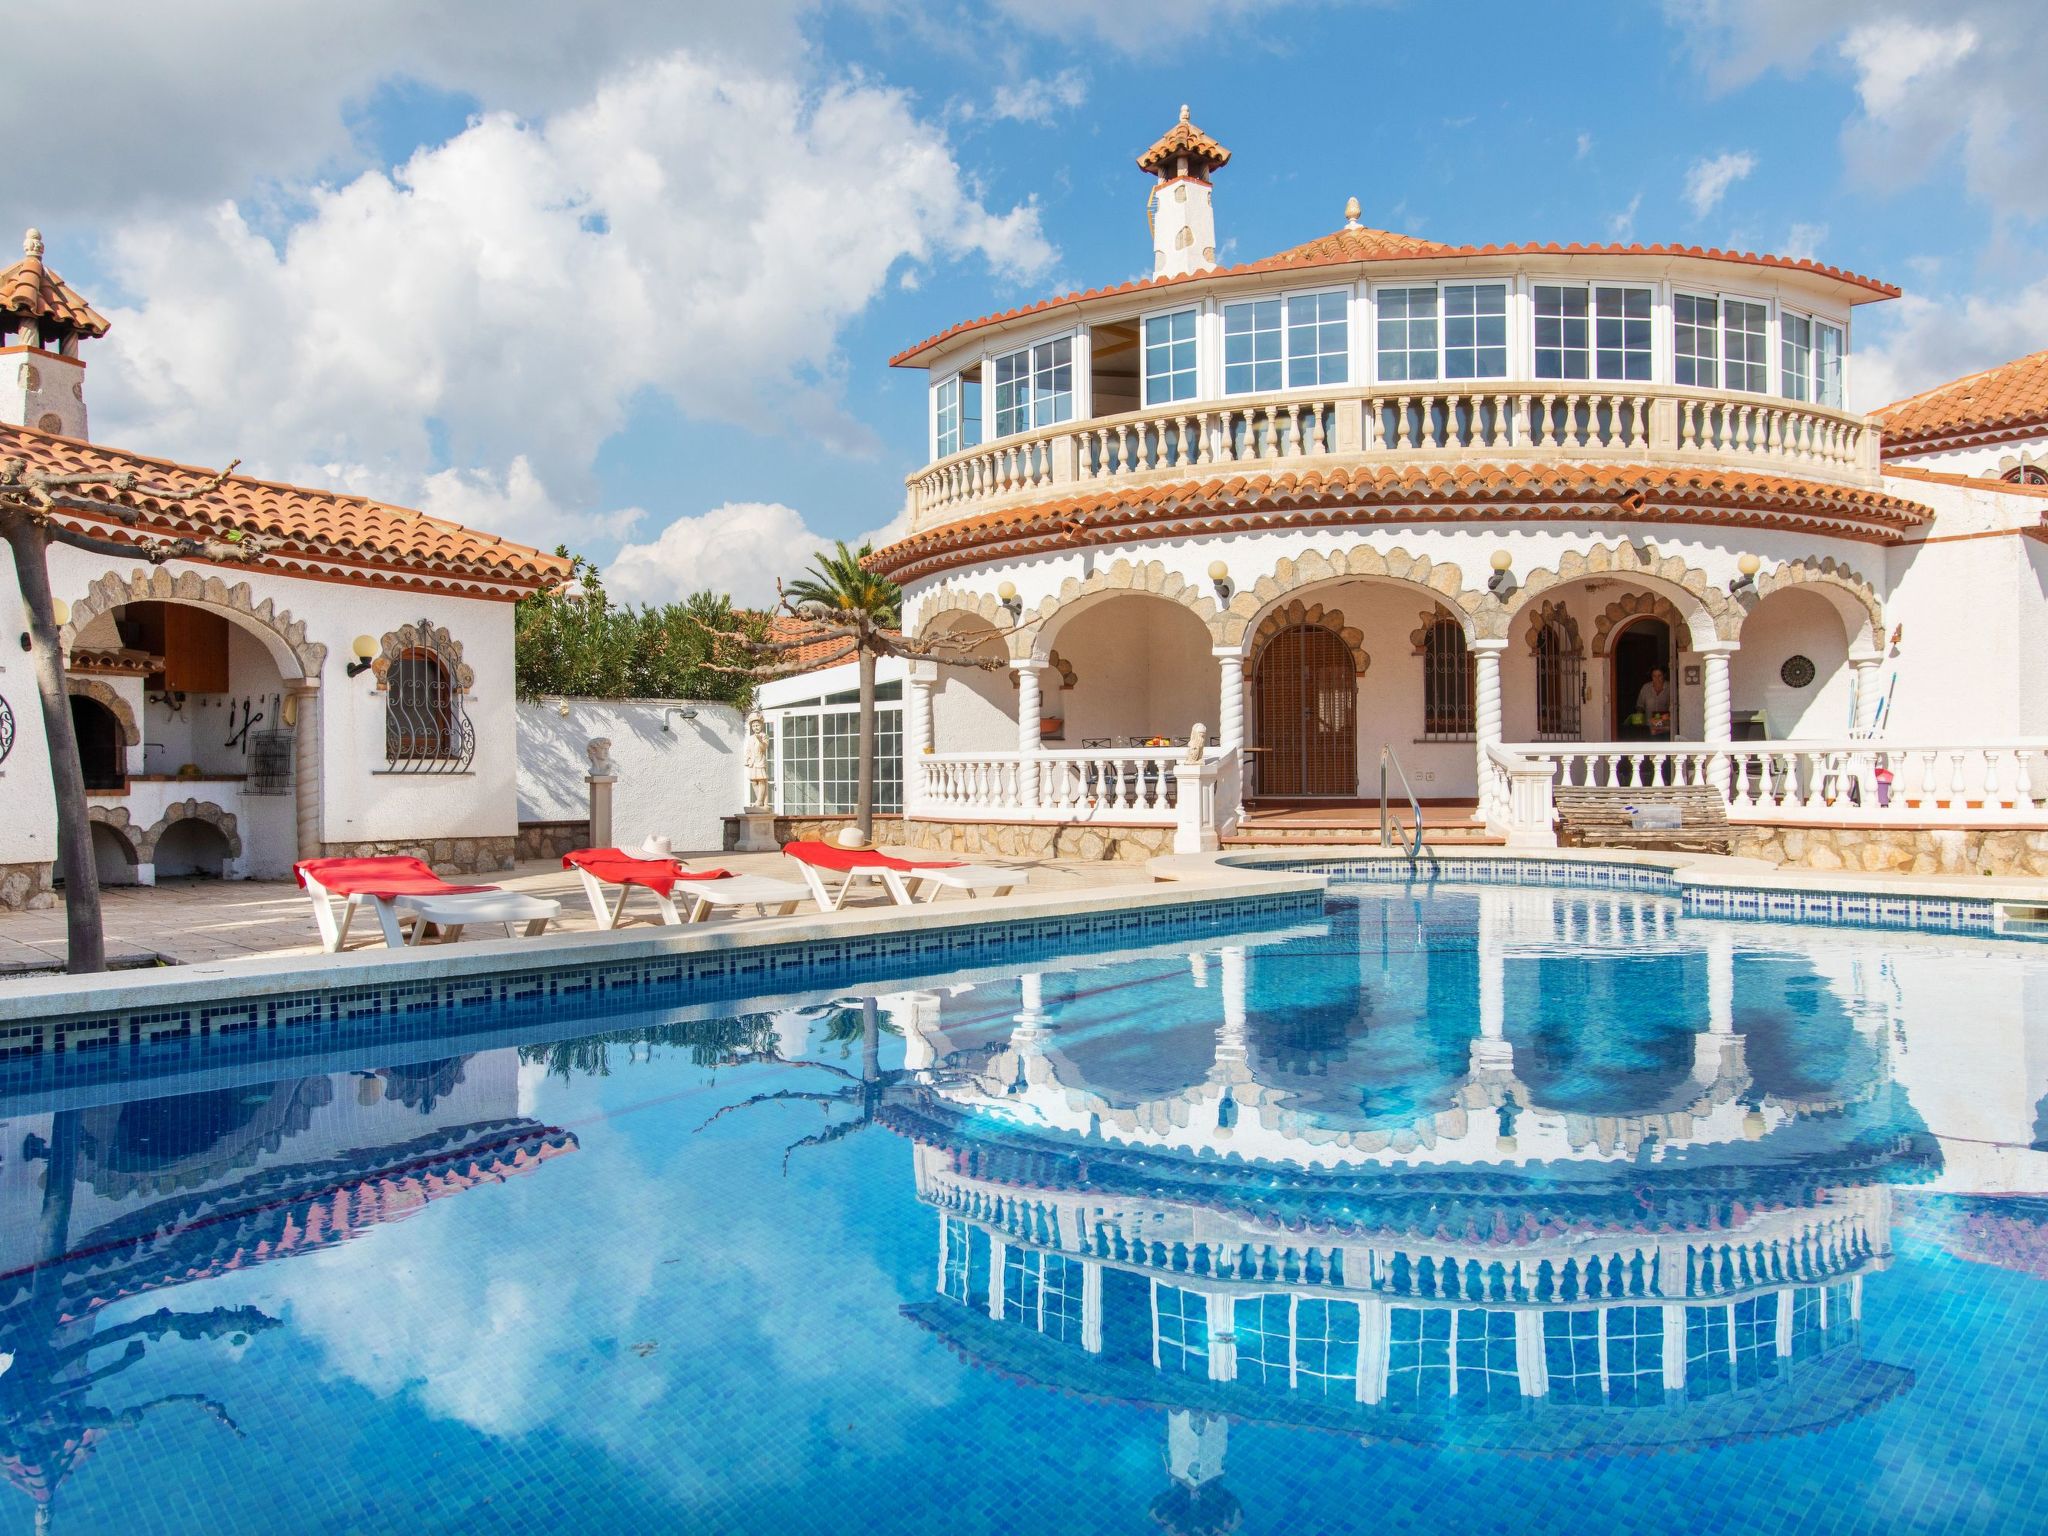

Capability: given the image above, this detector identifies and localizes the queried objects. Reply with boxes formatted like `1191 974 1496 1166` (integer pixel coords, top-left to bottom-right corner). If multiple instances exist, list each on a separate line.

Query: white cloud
987 0 1355 51
1781 221 1827 261
606 501 826 608
1607 193 1642 240
1576 132 1594 160
86 52 1053 570
417 458 643 556
986 69 1089 124
1848 277 2048 411
1682 150 1756 218
1839 21 1978 118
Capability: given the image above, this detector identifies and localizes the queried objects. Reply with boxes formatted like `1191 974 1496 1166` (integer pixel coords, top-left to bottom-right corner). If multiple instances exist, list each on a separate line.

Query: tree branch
42 522 266 567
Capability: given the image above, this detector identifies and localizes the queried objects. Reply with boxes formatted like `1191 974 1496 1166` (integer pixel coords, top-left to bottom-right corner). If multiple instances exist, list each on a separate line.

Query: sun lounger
293 856 558 951
564 848 807 926
782 840 1021 911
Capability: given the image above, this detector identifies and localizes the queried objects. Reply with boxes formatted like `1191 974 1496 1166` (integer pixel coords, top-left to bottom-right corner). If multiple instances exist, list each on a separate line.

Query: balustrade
915 746 1187 824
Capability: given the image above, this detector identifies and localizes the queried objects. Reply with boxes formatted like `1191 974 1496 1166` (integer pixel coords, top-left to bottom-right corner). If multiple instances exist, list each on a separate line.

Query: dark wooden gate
1253 625 1357 797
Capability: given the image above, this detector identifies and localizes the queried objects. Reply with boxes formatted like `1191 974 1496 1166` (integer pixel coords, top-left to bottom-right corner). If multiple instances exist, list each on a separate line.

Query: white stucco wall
1729 586 1856 738
517 698 746 856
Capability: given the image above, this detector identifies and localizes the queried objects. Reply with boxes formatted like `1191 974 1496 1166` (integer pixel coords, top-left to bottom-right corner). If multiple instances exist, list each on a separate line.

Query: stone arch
1499 540 1736 648
86 805 143 862
1750 556 1883 652
373 617 473 691
1225 544 1488 651
136 798 241 862
1008 649 1079 690
911 587 1010 648
65 678 139 745
1518 599 1583 656
1244 599 1369 678
1590 592 1687 657
61 567 326 679
1026 559 1224 662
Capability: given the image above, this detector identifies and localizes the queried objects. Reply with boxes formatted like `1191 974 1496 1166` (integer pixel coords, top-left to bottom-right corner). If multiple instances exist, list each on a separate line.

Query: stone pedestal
735 809 779 852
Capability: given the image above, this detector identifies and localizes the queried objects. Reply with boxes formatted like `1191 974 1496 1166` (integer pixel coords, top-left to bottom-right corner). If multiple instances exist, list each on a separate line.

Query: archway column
906 662 936 816
1472 639 1508 822
1212 646 1244 752
1013 659 1046 810
1849 649 1887 735
1697 641 1738 797
286 678 322 861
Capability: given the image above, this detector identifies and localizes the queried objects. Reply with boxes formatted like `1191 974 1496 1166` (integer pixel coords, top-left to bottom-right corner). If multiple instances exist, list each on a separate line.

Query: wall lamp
997 580 1023 622
1208 559 1234 603
1486 549 1516 598
662 706 699 732
345 634 379 678
1728 552 1761 597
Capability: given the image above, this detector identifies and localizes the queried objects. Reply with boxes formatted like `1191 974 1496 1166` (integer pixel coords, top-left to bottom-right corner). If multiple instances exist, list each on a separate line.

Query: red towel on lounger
563 848 733 897
781 839 961 872
293 856 492 899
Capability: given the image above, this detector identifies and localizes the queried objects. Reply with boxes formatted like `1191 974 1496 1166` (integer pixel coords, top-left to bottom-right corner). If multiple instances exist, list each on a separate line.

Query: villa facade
871 109 2048 871
0 231 569 908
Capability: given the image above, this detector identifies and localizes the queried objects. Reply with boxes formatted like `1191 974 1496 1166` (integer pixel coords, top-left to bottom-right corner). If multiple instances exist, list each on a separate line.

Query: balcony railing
906 380 1881 528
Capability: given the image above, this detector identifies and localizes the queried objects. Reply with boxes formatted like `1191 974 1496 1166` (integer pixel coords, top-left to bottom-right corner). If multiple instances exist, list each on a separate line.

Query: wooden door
1253 625 1357 797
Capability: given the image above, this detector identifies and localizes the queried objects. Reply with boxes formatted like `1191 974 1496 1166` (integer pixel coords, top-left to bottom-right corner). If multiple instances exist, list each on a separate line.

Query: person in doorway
1635 667 1672 738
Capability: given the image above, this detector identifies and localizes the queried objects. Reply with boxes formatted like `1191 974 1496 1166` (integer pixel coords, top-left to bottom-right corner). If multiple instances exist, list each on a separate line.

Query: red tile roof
890 230 1899 369
1137 106 1231 176
1 421 572 595
1873 347 2048 453
869 462 1932 582
1884 463 2048 500
764 612 865 671
0 228 108 337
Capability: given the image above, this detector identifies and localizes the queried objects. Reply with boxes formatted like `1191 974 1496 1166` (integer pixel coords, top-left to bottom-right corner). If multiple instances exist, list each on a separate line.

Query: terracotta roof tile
868 463 1932 582
1873 347 2048 451
0 422 571 593
1883 463 2048 500
760 613 903 673
0 229 108 338
890 232 1898 369
1136 106 1231 176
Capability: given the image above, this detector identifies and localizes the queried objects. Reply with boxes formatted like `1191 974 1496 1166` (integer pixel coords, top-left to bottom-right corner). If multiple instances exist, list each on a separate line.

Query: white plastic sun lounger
874 865 1021 905
676 874 809 922
394 890 561 945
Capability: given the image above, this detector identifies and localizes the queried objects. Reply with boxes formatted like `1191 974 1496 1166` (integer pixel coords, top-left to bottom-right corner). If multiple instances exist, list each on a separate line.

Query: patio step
1223 822 1506 848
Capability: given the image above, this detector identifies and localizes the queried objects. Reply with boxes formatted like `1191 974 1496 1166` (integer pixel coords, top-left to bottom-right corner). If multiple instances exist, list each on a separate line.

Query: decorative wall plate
0 693 13 765
1780 654 1816 689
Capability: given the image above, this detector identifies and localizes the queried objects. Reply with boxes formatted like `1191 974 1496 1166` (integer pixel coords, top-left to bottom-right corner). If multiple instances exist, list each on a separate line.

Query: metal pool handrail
1380 745 1426 859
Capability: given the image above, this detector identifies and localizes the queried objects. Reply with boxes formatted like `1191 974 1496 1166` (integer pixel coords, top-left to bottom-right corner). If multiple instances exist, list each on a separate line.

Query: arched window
385 648 471 770
2001 464 2048 486
1534 621 1583 739
1421 616 1474 739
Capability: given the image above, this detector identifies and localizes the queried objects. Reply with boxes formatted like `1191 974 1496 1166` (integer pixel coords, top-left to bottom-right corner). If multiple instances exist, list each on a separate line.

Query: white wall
1046 598 1213 744
1730 586 1856 738
0 539 58 871
517 698 746 856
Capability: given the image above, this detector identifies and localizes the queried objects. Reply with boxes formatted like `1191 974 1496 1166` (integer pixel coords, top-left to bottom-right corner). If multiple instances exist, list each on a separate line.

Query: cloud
1682 150 1756 217
417 458 643 556
1607 193 1642 240
1848 277 2048 411
987 0 1355 51
606 501 827 608
986 70 1089 124
86 52 1053 564
1781 221 1827 261
1839 20 1978 118
1576 133 1594 160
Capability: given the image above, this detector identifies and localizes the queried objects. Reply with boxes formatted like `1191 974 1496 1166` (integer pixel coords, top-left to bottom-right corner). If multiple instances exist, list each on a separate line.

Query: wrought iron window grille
384 648 475 773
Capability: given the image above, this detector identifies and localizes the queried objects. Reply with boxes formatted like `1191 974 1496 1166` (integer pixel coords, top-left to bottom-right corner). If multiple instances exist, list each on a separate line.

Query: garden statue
744 713 771 810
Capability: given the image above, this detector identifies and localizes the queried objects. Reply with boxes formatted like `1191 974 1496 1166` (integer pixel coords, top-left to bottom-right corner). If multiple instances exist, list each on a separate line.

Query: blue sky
10 0 2042 606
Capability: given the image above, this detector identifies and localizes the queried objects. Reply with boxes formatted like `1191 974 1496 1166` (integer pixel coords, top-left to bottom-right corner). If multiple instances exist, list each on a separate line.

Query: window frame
769 692 903 815
1222 285 1353 396
932 371 981 459
1142 305 1201 406
989 333 1077 439
1529 278 1655 383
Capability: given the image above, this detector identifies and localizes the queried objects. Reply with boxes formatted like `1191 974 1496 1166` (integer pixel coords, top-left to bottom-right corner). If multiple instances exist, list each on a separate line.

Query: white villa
0 230 568 909
872 108 2048 872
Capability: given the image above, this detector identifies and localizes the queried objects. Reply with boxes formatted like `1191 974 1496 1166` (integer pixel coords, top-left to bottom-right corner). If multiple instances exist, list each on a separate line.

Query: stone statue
743 714 771 810
586 737 615 778
1182 723 1209 764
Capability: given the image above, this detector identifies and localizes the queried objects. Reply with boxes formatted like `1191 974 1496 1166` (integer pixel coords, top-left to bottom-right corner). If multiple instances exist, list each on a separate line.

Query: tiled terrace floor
0 849 1152 976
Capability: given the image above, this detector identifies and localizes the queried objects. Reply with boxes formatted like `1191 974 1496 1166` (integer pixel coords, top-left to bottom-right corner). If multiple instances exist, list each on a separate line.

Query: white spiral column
1472 639 1507 824
906 666 934 816
1014 659 1045 810
1213 648 1245 751
1850 650 1886 734
1699 641 1736 797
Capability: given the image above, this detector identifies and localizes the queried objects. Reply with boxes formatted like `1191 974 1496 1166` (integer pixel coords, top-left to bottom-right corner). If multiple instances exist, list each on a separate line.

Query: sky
12 0 2047 608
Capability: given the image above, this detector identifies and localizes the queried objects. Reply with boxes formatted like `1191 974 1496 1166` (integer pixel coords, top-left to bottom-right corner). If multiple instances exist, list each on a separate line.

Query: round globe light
351 634 377 661
1490 549 1514 573
997 579 1018 603
1737 552 1762 578
1208 559 1230 583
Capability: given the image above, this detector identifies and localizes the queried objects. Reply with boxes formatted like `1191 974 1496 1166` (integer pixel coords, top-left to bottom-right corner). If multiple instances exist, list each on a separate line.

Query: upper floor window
1535 284 1651 381
1674 294 1719 388
1287 290 1349 387
1144 309 1199 405
1781 313 1815 401
992 337 1073 437
1723 299 1769 393
1815 320 1845 408
1376 287 1438 382
1227 292 1349 394
1443 283 1507 378
1224 298 1283 393
934 374 981 458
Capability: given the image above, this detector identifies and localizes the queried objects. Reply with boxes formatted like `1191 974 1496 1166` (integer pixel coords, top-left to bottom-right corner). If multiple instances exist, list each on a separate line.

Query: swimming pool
4 879 2044 1533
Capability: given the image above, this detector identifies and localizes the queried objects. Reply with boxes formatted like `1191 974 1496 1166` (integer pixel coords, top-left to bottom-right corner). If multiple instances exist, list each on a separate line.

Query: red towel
294 856 492 899
782 839 960 873
563 848 733 897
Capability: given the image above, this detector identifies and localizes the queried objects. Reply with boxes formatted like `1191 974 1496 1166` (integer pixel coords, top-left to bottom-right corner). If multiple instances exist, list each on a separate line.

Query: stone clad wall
1733 825 2048 878
319 836 515 876
516 820 589 862
0 861 54 911
721 814 1172 863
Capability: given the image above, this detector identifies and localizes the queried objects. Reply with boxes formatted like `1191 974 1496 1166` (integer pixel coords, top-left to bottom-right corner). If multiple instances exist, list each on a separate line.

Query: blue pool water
4 881 2046 1534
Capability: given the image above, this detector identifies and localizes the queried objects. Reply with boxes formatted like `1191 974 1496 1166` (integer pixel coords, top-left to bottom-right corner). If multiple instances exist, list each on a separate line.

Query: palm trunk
855 640 877 845
1 514 103 973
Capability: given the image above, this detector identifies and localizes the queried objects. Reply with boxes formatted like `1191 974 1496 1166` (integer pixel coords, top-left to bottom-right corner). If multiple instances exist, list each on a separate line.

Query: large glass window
1144 308 1199 404
991 337 1073 436
1533 284 1590 379
1443 283 1507 378
1733 1294 1779 1388
934 375 980 458
1781 312 1815 401
1816 321 1845 407
772 690 901 814
1376 286 1439 382
1674 293 1719 387
1595 286 1652 379
1287 290 1349 386
1155 1284 1209 1375
1537 285 1650 381
1685 1304 1732 1399
1223 298 1283 394
1723 300 1769 393
1001 1246 1081 1341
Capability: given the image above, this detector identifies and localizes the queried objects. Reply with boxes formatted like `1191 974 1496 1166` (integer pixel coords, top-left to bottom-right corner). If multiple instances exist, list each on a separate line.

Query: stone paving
0 849 1152 977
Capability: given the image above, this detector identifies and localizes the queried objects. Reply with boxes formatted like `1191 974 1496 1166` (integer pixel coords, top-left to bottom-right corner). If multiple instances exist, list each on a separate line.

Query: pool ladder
1379 746 1426 860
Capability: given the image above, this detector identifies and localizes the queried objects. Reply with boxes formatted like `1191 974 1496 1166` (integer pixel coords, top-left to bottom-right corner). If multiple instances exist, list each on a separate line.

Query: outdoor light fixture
1486 548 1515 597
1730 551 1761 596
346 634 379 678
997 579 1023 621
662 706 699 732
1208 559 1234 603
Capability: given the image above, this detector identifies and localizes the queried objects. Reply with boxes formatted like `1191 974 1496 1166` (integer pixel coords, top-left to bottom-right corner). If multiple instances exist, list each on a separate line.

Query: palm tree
785 543 901 842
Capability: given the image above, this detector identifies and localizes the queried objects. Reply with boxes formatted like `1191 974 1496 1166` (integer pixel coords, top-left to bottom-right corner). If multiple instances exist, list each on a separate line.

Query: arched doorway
1253 624 1357 797
69 694 125 790
1611 618 1677 740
